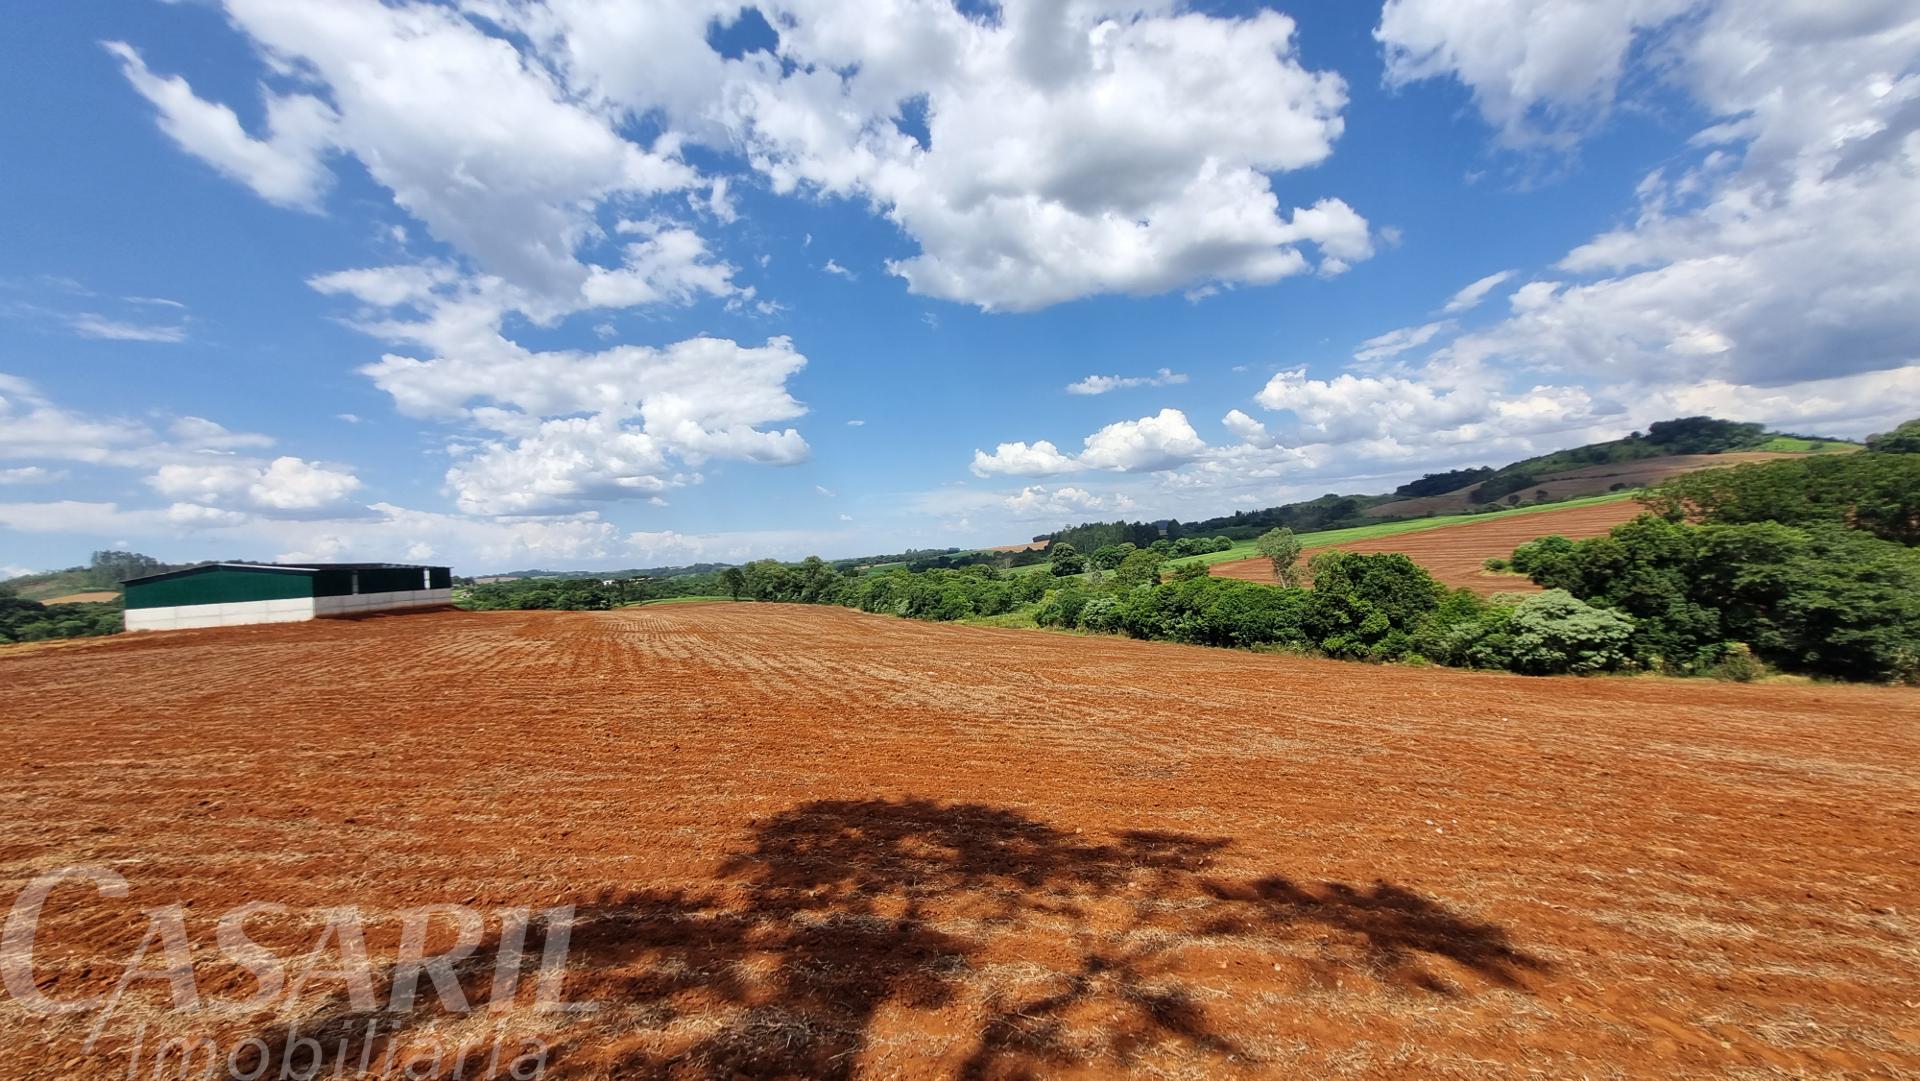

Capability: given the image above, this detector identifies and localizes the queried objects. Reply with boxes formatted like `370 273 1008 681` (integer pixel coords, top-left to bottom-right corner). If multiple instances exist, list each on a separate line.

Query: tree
1866 417 1920 454
1254 527 1303 586
1113 548 1166 588
1394 466 1495 499
87 550 171 587
1642 416 1766 453
1088 543 1135 571
1304 551 1444 660
791 556 842 603
721 567 747 601
1048 542 1085 576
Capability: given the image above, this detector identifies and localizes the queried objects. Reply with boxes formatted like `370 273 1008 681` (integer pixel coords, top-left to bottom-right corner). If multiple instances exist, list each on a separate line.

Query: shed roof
122 562 449 586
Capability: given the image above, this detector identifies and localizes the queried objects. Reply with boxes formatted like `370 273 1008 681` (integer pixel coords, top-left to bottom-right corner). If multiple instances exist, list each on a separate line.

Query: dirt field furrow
1 604 1915 1079
1212 499 1648 593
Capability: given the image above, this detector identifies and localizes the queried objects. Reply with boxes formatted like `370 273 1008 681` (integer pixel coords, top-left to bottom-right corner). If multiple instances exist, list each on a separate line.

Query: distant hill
1364 452 1811 517
1032 417 1860 553
0 550 199 603
1366 418 1859 517
472 562 740 582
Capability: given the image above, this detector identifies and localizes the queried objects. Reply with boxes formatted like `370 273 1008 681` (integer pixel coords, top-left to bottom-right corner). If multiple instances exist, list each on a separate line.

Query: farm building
122 562 452 632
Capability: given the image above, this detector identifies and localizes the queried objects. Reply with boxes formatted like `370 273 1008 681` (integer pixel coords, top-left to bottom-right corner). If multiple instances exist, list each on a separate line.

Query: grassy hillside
3 568 112 603
0 550 196 602
1470 418 1857 499
1751 435 1859 453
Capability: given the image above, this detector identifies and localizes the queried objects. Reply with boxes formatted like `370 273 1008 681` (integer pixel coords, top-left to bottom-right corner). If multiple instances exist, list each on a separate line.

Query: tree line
686 429 1920 685
1043 493 1376 553
461 572 730 610
0 596 123 644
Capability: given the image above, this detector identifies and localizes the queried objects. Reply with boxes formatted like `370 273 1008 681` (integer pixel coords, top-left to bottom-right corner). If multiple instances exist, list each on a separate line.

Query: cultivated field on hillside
1365 451 1810 518
38 591 120 605
2 605 1916 1078
1212 499 1646 594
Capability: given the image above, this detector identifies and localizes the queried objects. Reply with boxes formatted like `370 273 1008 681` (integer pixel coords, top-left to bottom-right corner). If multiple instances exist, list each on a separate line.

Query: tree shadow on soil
237 797 1545 1079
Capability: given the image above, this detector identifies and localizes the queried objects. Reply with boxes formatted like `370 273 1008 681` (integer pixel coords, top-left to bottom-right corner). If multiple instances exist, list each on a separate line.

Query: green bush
1077 595 1123 633
1048 542 1086 576
1113 548 1167 588
1303 551 1443 660
1113 576 1311 648
1709 643 1766 683
1035 585 1094 628
1500 590 1636 675
1409 589 1509 668
1508 515 1920 681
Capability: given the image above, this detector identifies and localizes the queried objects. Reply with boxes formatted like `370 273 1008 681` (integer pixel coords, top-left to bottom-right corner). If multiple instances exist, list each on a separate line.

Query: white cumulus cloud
973 408 1207 476
144 0 1372 314
149 456 361 513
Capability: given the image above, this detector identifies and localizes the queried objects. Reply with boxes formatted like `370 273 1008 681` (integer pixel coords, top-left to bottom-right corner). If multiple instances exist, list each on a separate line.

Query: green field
1752 436 1860 454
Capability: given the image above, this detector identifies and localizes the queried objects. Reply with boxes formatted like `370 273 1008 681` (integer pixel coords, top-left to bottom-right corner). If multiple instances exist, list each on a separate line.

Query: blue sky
2 0 1916 575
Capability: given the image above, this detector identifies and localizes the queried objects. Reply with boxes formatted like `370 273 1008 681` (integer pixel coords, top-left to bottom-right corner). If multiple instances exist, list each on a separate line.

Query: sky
1 0 1917 576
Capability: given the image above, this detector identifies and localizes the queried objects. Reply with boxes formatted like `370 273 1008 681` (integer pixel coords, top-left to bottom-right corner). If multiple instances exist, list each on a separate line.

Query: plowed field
1212 499 1647 594
2 605 1916 1079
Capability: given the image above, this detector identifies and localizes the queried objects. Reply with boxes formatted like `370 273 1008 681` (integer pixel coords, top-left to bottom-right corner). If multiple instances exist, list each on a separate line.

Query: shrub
1077 595 1122 633
1709 643 1766 683
1115 576 1310 648
1411 589 1512 669
1501 590 1635 675
1113 548 1168 588
1048 542 1086 576
1035 586 1094 628
1304 551 1443 660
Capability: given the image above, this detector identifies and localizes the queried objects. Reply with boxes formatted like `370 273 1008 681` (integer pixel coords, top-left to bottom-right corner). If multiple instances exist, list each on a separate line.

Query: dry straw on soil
1 604 1916 1078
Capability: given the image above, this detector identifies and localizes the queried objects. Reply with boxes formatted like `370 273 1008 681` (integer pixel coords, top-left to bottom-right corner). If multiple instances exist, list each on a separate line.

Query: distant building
122 563 453 632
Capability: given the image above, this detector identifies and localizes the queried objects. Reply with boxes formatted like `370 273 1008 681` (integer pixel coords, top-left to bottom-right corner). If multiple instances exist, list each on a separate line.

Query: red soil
1212 499 1648 595
1 605 1916 1078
